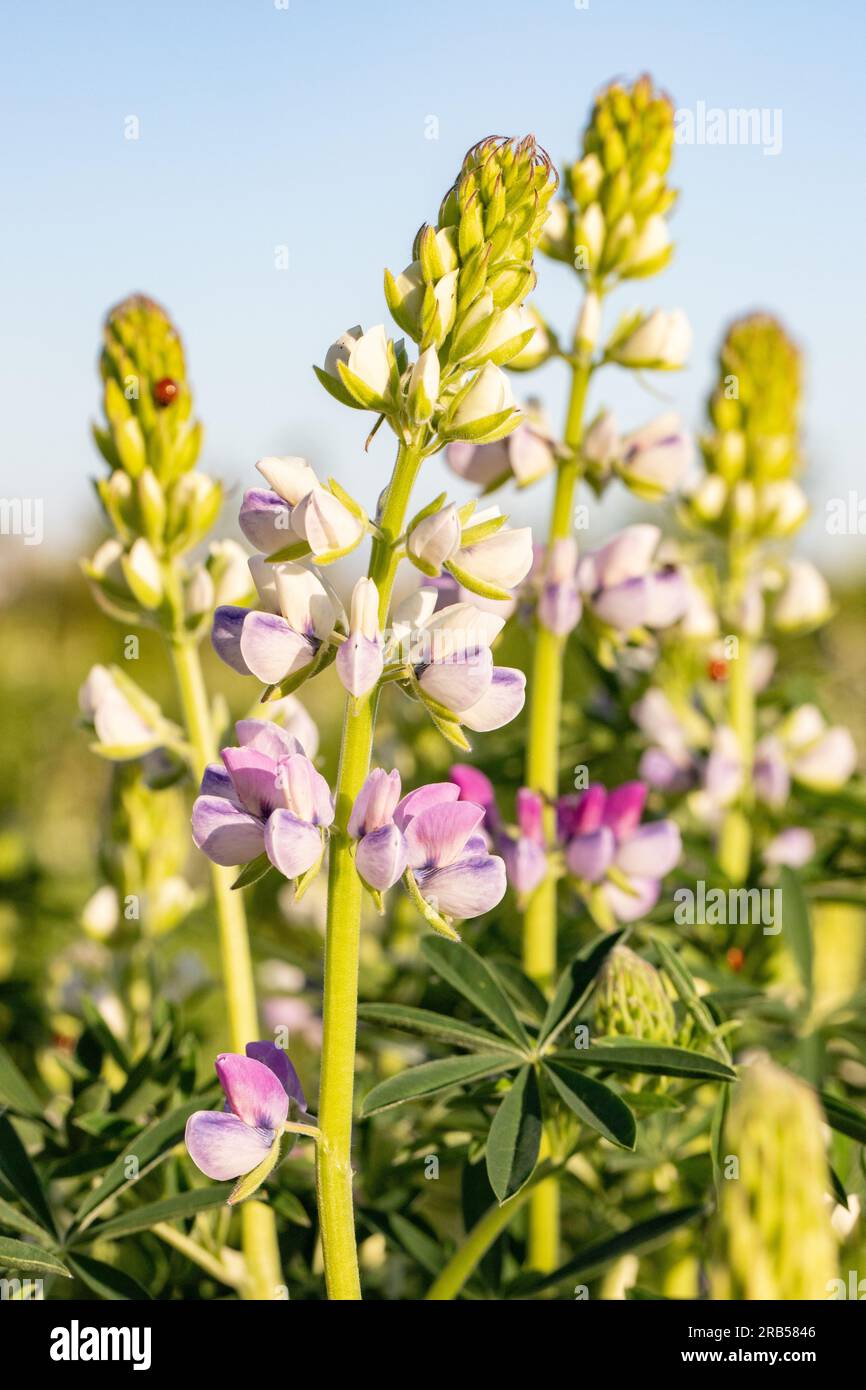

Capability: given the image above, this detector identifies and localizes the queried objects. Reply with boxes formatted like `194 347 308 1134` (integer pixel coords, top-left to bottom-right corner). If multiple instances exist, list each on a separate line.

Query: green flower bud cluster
319 136 557 442
685 315 806 540
709 1058 837 1300
594 945 677 1044
87 296 223 623
542 75 677 287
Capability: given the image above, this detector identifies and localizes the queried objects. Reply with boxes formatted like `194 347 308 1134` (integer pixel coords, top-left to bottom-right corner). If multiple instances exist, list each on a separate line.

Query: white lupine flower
612 308 691 369
452 516 534 591
773 560 831 631
761 479 809 536
346 324 392 398
451 362 516 430
255 455 318 504
622 214 671 272
576 288 602 349
407 347 440 422
618 412 691 499
336 577 383 699
408 503 461 571
290 486 365 558
123 537 163 607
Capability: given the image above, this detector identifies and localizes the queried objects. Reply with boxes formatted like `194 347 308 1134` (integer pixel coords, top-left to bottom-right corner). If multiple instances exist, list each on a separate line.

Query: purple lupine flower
191 719 333 882
212 560 342 686
753 735 790 809
448 763 500 833
631 689 698 793
348 768 407 891
391 588 525 731
336 577 383 699
561 780 681 922
578 524 688 633
394 783 506 919
763 827 815 869
538 537 582 637
185 1040 305 1182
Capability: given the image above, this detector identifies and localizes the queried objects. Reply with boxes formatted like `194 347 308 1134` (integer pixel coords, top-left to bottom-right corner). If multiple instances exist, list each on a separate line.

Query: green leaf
389 1214 443 1276
0 1196 53 1244
820 1091 866 1144
0 1115 56 1237
230 852 275 890
360 1053 518 1118
710 1085 730 1197
421 937 531 1048
76 1185 234 1243
544 1063 636 1149
71 1095 212 1231
0 1236 70 1278
0 1044 43 1117
486 1067 542 1203
271 1190 311 1228
358 1002 522 1055
516 1205 703 1296
67 1254 152 1300
559 1040 736 1082
539 929 629 1045
780 865 813 1000
81 997 129 1072
487 957 549 1025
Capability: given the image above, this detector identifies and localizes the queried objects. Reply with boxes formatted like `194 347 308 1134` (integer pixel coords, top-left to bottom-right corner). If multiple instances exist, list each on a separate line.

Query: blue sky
3 0 864 571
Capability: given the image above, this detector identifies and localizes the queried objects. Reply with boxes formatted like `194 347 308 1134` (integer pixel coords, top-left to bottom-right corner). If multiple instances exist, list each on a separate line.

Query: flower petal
215 1052 290 1130
419 648 493 713
185 1110 275 1181
394 782 460 831
602 874 661 922
264 810 324 880
458 666 526 732
558 785 607 839
239 611 316 685
502 836 547 896
449 764 499 828
644 567 689 628
275 754 334 826
348 768 402 838
356 824 408 891
418 853 506 919
405 801 485 870
191 795 265 866
222 746 281 819
212 606 253 675
235 719 305 762
239 488 293 554
591 576 651 631
615 821 682 878
245 1040 306 1111
566 827 615 883
200 762 241 805
336 633 384 698
602 782 648 839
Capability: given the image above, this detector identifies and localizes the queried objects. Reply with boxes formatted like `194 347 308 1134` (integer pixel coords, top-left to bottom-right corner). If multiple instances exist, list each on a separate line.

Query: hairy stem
168 631 282 1301
522 330 594 1272
316 439 425 1300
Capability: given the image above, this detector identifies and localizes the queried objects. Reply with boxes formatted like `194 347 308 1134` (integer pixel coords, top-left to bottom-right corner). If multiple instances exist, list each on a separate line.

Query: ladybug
708 657 729 682
153 376 179 408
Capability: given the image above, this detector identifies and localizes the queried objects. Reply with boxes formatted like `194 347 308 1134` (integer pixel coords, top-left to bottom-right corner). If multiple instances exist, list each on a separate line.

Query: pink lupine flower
348 768 407 891
450 769 546 900
561 780 682 922
394 783 506 919
763 827 815 869
185 1041 305 1182
191 719 333 882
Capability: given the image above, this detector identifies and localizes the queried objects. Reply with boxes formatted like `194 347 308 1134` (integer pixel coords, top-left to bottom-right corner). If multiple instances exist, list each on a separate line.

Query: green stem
316 438 425 1300
167 629 282 1301
522 324 594 1273
718 539 755 884
152 1222 242 1289
426 1171 550 1300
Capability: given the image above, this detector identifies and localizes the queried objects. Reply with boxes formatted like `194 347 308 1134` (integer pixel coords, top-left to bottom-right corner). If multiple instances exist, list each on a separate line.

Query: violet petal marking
417 854 507 918
459 666 526 732
245 1040 307 1111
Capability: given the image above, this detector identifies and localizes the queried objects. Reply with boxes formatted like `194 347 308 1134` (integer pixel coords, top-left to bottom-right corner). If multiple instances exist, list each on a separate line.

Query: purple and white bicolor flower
616 412 692 501
348 768 407 892
239 455 365 562
538 537 582 637
390 587 525 732
445 408 556 490
212 560 343 688
185 1040 306 1186
450 766 547 902
578 524 689 633
191 719 333 883
560 780 682 923
394 782 506 922
336 577 383 700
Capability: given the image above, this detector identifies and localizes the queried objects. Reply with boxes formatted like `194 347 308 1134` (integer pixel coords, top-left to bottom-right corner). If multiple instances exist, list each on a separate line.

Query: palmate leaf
544 1063 635 1149
513 1204 704 1297
358 1002 523 1055
539 928 629 1046
0 1236 70 1278
75 1185 234 1243
360 1053 519 1117
421 937 531 1048
554 1040 737 1083
485 1066 542 1203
